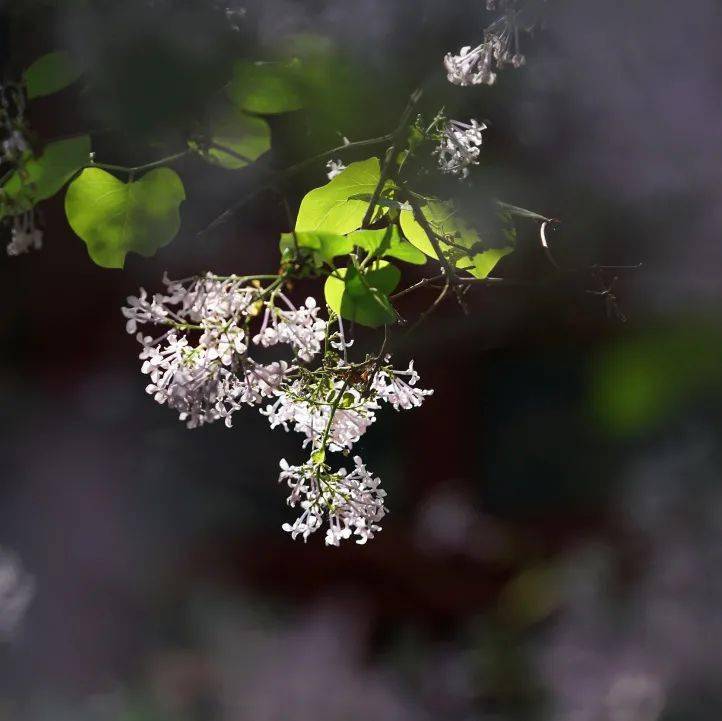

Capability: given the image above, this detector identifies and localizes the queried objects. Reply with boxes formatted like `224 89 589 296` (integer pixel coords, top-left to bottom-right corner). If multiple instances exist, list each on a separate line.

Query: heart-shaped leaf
227 60 304 115
349 226 426 265
65 167 185 268
0 135 91 218
400 200 513 279
279 231 355 268
295 157 381 235
324 260 400 328
24 51 82 99
198 104 271 170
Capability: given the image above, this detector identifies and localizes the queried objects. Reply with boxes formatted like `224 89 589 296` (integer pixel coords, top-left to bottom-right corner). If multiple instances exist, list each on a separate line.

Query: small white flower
6 213 42 257
373 361 434 410
434 119 486 179
444 4 527 87
444 44 497 86
1 130 28 160
253 295 326 362
326 159 347 180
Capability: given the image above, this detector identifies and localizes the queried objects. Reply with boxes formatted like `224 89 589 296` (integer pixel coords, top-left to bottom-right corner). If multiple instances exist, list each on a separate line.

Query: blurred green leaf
496 200 550 223
24 51 82 99
65 167 185 268
227 60 304 115
324 261 400 327
296 158 381 235
0 135 91 218
590 324 722 435
197 105 271 169
497 564 562 629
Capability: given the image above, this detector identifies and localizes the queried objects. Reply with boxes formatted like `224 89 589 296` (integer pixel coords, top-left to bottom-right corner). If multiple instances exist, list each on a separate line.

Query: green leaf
0 135 91 218
295 157 381 235
200 105 271 170
400 200 513 279
227 60 304 115
279 231 354 267
24 51 82 99
65 167 185 268
496 200 550 222
324 261 400 328
349 226 426 265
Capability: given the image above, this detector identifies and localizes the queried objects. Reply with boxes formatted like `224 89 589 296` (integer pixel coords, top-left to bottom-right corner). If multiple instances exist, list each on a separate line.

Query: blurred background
1 0 722 719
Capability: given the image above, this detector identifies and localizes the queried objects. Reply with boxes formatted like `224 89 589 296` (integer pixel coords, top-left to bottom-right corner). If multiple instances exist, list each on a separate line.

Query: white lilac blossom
326 158 347 180
279 456 387 546
435 119 486 179
122 274 322 428
444 2 527 86
0 548 34 637
372 360 434 410
253 296 326 363
6 212 43 256
123 273 433 545
444 44 498 87
262 380 379 452
262 358 432 451
1 129 27 160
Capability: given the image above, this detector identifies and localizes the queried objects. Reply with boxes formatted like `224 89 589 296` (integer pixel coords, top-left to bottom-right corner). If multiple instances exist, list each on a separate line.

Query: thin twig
361 88 423 229
198 134 394 238
89 150 189 175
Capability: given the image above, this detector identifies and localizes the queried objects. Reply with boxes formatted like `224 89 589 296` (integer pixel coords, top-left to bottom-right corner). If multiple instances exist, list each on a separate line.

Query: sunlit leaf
65 167 185 268
324 260 400 327
24 51 82 99
227 60 304 115
279 231 354 267
400 200 513 279
349 226 426 265
295 158 381 235
0 135 91 218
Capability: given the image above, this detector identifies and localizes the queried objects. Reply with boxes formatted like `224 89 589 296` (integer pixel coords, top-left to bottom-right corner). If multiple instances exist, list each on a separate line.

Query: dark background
1 1 721 719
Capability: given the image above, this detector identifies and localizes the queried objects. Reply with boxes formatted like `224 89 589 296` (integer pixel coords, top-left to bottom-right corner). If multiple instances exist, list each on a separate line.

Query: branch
89 150 189 176
198 134 395 238
361 88 423 228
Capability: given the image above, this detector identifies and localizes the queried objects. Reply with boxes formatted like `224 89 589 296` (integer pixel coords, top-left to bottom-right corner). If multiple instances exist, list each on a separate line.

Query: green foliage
23 51 82 99
295 158 384 235
324 261 401 327
496 200 550 223
65 167 185 268
279 231 355 269
590 323 722 435
199 104 271 170
0 135 91 218
349 226 427 265
227 60 304 115
400 200 514 279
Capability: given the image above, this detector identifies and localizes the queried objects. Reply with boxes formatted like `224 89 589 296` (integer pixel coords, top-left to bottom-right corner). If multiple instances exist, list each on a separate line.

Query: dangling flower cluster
122 273 312 428
1 82 43 257
434 119 486 179
123 274 433 545
444 1 527 87
279 456 387 546
265 348 432 545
